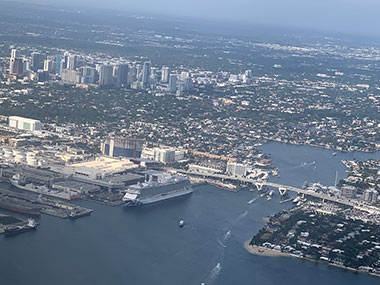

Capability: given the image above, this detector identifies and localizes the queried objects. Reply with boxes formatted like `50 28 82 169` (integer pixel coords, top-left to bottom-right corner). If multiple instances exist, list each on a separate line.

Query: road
176 170 380 215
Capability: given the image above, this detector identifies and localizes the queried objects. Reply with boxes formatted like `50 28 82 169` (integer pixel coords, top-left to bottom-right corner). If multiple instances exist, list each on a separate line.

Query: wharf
0 188 93 219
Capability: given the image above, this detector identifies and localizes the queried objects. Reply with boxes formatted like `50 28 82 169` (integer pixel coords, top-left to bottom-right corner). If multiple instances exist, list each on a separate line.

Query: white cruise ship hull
124 188 193 206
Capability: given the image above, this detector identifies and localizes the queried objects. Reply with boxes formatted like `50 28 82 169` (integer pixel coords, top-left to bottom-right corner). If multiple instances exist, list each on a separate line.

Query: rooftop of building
8 116 41 123
70 156 136 172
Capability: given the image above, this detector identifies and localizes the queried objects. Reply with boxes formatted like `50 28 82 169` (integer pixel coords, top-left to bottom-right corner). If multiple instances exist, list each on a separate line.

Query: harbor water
0 142 379 285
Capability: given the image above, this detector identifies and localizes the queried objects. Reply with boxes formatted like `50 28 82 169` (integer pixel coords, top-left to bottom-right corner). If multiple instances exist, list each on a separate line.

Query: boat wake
217 237 227 248
217 230 232 248
233 211 248 224
248 196 259 204
292 161 316 169
202 263 222 284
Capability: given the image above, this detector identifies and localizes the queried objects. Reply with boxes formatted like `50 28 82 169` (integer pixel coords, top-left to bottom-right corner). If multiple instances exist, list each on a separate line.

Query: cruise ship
122 170 193 206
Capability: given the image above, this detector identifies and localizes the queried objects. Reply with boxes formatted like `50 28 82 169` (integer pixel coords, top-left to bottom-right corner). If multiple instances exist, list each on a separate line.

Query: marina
0 143 379 284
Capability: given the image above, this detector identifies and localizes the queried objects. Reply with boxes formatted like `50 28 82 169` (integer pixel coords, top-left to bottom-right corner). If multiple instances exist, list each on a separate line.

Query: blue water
0 142 379 285
260 142 380 187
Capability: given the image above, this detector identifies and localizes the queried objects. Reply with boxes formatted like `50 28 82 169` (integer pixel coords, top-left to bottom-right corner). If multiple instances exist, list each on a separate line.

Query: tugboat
179 220 185 228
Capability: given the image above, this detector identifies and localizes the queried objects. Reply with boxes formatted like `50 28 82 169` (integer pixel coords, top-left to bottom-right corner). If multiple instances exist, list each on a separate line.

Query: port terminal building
50 156 143 191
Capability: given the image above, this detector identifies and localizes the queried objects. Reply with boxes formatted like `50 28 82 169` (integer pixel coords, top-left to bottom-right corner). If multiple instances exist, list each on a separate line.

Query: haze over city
10 0 380 36
0 0 379 284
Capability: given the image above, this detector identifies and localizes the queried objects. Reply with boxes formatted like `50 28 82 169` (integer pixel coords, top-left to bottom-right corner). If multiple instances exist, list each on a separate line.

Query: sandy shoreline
244 241 292 257
244 241 380 279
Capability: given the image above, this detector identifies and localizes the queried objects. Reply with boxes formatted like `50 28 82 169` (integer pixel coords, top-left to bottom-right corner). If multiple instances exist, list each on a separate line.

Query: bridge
176 170 380 215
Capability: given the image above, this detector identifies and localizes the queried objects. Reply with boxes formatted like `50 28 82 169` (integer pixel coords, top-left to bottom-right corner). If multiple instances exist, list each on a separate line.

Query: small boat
332 152 337 156
266 196 272 201
293 196 301 203
179 220 185 227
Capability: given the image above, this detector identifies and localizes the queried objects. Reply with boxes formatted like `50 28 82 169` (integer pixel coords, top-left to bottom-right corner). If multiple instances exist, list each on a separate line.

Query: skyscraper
9 58 24 75
31 52 44 71
80 66 97 84
43 59 55 73
127 66 137 84
114 64 129 88
161 66 170 83
11 49 20 59
136 64 142 79
142 61 151 87
67 55 78 70
56 54 63 75
61 69 81 84
99 65 114 86
168 74 177 93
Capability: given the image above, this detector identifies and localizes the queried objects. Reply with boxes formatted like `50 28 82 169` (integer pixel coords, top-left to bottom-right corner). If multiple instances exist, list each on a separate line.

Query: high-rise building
43 59 55 73
142 61 151 87
161 66 170 83
101 137 144 158
37 70 49 82
364 189 378 204
11 49 20 59
244 70 252 78
99 65 114 86
114 64 129 88
243 70 252 83
61 69 81 84
56 54 63 75
9 58 24 75
154 149 175 164
127 66 137 84
168 74 177 93
31 52 44 71
226 162 247 177
67 55 78 70
23 59 31 72
80 66 97 84
150 67 158 77
63 51 70 68
176 82 185 96
136 64 142 79
340 186 357 199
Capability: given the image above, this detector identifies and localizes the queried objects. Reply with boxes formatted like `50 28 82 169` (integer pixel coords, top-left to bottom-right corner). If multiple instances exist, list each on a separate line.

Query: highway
176 170 380 215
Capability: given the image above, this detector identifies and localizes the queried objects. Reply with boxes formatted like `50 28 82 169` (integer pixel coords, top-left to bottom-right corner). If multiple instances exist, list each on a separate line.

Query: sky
12 0 380 36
